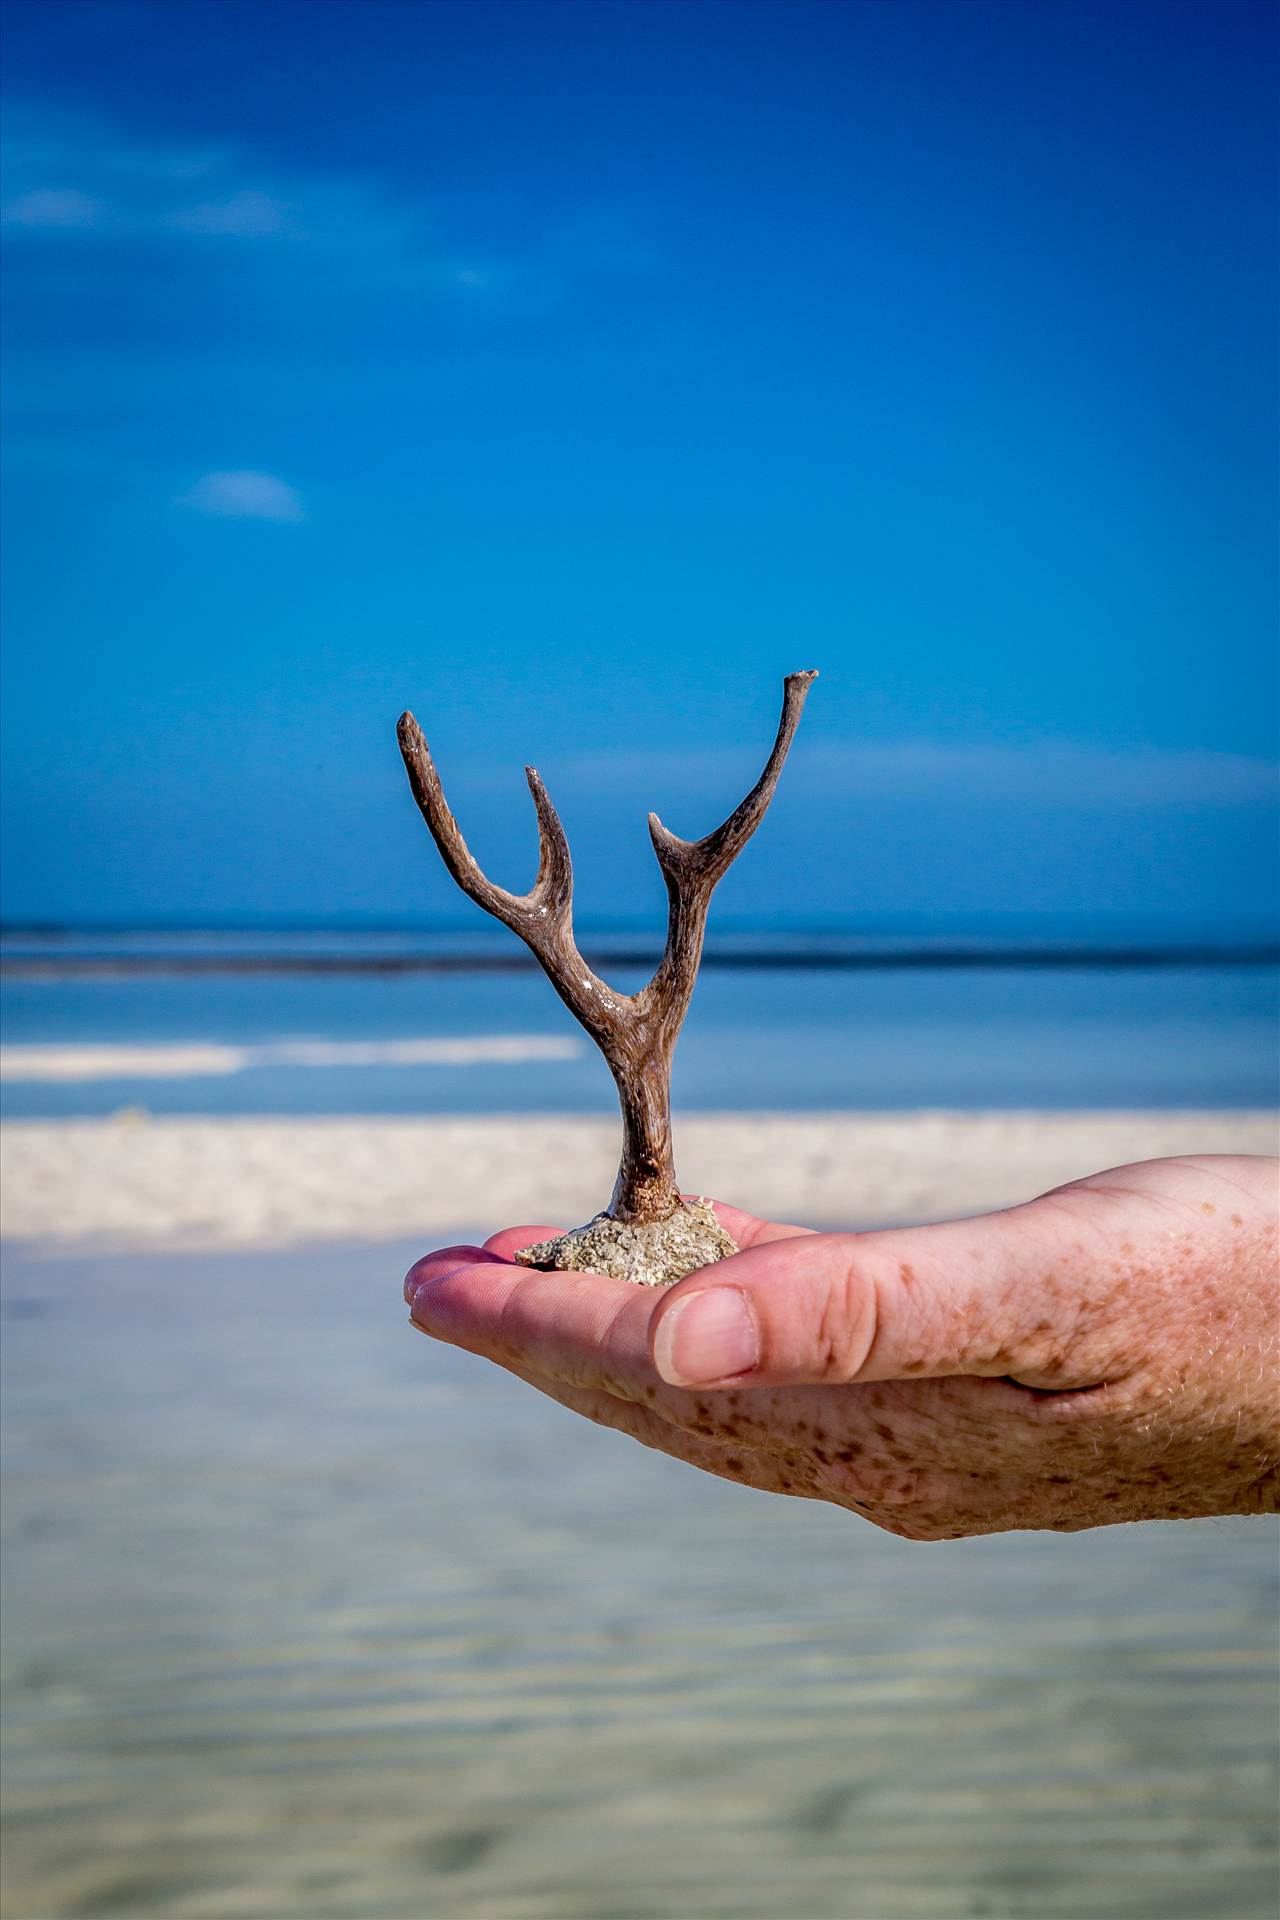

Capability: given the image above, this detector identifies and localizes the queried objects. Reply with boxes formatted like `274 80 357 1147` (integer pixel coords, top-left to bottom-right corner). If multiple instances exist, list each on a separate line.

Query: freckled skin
405 1156 1280 1541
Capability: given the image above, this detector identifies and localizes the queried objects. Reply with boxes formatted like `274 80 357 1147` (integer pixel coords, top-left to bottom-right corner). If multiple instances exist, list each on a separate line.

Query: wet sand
3 1217 1277 1918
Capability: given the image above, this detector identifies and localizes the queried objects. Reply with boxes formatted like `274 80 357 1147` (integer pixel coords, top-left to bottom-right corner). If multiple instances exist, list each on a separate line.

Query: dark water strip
4 944 1278 979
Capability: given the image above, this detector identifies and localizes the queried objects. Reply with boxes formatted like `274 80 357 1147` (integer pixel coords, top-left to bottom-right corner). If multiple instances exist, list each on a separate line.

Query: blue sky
1 0 1275 929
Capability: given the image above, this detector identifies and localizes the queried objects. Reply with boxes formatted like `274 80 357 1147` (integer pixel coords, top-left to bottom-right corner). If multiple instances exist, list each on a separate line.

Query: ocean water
1 925 1276 1116
4 1237 1278 1920
4 930 1278 1920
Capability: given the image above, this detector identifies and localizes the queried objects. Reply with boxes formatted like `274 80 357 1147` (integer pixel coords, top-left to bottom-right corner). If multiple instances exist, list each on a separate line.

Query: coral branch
397 671 818 1280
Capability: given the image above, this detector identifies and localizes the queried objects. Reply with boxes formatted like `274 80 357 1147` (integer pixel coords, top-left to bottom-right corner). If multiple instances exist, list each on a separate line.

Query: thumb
649 1207 1059 1389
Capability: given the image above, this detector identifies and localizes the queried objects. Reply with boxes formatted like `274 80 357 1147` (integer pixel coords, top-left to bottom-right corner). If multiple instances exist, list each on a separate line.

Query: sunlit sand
2 1108 1274 1253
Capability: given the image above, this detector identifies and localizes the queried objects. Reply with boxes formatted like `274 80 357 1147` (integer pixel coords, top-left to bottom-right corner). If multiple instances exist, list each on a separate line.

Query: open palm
405 1158 1278 1538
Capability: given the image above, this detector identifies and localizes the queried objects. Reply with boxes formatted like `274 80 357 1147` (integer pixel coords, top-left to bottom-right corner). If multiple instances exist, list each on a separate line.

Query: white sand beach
2 1107 1275 1253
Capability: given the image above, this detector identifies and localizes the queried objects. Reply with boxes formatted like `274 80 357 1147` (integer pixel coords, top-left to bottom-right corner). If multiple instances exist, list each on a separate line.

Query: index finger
698 1199 815 1249
408 1255 657 1398
482 1223 561 1261
406 1202 815 1397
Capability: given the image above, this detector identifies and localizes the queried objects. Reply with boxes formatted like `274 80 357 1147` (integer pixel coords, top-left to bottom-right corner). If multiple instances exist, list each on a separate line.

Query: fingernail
408 1273 454 1323
654 1287 759 1386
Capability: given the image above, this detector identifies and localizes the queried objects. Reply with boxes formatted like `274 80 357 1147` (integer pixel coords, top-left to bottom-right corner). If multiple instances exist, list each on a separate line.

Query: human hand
404 1156 1279 1539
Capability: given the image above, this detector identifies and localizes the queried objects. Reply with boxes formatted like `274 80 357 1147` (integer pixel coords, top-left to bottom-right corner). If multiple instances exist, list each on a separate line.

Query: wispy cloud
0 103 410 255
182 471 304 523
0 100 655 304
798 739 1279 809
1 104 231 232
2 186 100 229
556 737 1279 812
0 98 658 510
166 190 289 238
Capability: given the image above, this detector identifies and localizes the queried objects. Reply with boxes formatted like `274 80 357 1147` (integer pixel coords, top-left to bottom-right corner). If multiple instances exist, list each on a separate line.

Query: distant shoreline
4 943 1279 979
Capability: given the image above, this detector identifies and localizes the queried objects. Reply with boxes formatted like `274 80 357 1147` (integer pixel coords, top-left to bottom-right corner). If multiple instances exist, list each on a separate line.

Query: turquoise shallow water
2 1238 1277 1920
3 956 1277 1116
